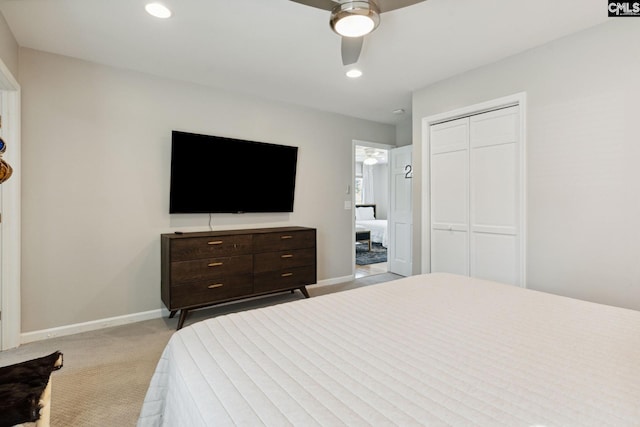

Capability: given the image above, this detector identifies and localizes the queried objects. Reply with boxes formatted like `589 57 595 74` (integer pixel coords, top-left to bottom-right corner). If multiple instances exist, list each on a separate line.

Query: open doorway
0 61 21 350
354 142 392 278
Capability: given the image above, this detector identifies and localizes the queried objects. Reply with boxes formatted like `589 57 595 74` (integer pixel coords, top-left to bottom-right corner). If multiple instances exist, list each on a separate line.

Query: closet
429 105 524 286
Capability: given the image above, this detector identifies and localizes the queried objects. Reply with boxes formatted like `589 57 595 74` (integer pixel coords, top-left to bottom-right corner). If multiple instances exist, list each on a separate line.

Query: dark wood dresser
161 226 316 329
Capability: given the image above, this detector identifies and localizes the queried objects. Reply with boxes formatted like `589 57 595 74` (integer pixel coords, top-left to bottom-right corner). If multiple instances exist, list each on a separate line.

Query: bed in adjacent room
137 273 640 426
355 204 388 248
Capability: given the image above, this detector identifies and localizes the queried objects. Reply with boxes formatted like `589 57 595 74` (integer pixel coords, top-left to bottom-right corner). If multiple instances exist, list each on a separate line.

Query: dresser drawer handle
208 262 224 267
208 283 224 289
281 254 293 258
281 272 293 277
280 235 293 240
207 241 223 245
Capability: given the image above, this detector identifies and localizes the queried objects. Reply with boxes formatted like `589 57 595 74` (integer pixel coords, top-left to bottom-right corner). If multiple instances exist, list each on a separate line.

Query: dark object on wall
0 136 13 184
169 131 298 214
0 351 64 427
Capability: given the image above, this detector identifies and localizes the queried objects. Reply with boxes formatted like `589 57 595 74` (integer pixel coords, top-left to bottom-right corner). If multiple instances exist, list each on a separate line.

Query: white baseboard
19 275 355 344
311 274 355 288
20 308 171 344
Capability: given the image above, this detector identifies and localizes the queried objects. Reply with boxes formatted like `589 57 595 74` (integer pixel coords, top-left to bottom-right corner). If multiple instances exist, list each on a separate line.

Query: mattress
138 273 640 426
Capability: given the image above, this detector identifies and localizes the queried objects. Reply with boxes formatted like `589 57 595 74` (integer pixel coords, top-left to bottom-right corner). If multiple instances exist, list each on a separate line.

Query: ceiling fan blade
376 0 427 13
289 0 337 11
341 36 363 66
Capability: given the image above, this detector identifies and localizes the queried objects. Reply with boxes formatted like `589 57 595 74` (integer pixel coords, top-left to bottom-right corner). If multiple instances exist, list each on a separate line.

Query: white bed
355 204 388 248
138 273 640 426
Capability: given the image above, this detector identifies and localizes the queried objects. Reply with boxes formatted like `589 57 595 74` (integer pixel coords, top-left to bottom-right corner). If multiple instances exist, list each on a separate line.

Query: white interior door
470 106 521 285
388 146 412 276
430 117 469 275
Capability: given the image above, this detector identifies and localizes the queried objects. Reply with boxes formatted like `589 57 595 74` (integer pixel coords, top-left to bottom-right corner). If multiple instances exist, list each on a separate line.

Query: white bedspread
355 219 387 247
138 273 640 426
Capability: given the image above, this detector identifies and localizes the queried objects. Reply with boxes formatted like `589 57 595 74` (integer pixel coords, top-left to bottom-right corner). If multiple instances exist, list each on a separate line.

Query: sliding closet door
469 106 521 285
430 117 469 275
429 105 523 286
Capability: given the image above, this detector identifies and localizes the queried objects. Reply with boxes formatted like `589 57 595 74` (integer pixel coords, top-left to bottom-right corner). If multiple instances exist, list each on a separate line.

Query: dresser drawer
171 235 253 261
253 229 315 253
254 248 315 274
170 255 252 284
254 265 316 294
170 275 253 308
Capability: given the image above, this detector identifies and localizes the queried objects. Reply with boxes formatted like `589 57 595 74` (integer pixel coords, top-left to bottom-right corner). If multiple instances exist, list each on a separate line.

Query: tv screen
169 131 298 214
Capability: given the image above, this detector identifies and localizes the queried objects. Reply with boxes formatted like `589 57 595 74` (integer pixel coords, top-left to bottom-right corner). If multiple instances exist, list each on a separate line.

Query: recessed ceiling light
346 69 363 78
145 3 172 19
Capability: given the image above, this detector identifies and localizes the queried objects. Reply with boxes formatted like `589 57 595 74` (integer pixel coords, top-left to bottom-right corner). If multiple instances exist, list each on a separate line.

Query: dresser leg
299 286 310 298
177 309 189 330
169 310 177 319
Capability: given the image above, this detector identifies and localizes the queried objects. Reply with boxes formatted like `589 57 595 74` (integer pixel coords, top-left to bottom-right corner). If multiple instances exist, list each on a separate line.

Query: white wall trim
352 139 396 151
0 57 19 90
20 274 355 344
20 308 171 344
310 274 355 288
420 92 527 286
0 56 21 350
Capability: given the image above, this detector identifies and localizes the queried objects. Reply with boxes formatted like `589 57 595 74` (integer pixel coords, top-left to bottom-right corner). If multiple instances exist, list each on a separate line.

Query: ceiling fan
363 148 386 165
290 0 427 66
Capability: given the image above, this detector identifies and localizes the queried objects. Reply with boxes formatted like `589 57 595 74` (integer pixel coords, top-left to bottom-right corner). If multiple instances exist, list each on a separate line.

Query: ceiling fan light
145 3 172 19
330 1 380 38
363 157 378 165
346 68 363 78
335 15 374 37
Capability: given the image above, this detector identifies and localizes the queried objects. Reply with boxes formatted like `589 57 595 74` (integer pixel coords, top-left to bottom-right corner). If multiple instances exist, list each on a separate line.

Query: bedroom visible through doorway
354 144 390 278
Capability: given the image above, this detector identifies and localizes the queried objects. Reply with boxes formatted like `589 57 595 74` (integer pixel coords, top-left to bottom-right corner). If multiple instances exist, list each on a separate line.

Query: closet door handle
207 283 224 289
281 254 293 258
281 272 293 277
208 240 223 245
208 262 224 267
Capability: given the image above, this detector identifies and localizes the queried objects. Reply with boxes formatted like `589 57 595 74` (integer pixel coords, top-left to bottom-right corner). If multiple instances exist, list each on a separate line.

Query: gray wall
0 12 18 79
19 48 395 332
395 116 412 147
412 20 640 310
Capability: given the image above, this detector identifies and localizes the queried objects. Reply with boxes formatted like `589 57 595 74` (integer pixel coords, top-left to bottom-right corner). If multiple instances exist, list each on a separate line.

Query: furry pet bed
0 351 63 427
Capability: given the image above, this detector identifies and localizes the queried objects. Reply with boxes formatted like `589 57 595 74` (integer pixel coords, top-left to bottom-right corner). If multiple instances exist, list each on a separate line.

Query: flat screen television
169 131 298 214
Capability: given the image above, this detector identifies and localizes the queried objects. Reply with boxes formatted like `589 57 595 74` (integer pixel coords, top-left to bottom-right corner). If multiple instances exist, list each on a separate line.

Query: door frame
0 58 21 350
352 139 395 276
420 92 527 285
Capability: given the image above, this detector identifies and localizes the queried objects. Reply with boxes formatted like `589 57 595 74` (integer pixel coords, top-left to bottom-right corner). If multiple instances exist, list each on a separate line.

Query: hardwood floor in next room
355 261 388 279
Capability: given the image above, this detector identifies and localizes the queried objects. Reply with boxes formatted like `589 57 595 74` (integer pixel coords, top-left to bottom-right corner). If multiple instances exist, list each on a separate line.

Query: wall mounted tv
169 131 298 214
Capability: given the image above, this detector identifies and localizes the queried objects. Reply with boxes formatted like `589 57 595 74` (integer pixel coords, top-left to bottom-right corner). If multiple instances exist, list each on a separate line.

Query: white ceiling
0 0 609 125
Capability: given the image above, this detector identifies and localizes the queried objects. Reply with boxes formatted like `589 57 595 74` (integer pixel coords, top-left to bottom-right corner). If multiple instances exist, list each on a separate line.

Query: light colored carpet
1 273 400 426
